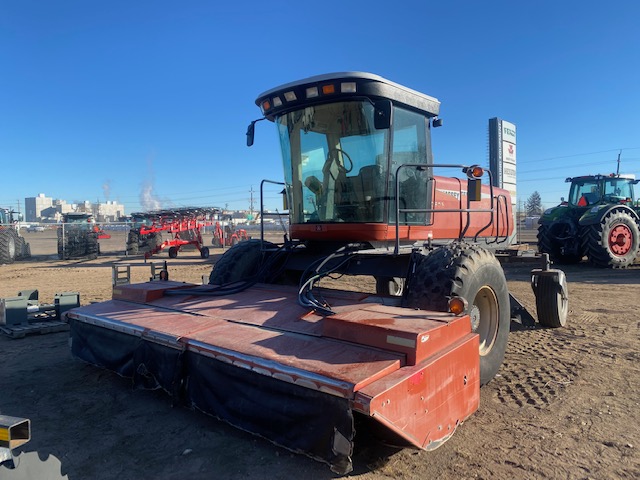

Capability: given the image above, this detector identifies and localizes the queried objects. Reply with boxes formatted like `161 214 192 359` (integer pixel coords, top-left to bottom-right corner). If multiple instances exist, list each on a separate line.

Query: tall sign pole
489 118 517 238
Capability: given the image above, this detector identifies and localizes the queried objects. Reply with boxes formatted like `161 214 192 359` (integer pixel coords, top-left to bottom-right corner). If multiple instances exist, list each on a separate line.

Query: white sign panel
502 120 516 145
502 162 517 185
502 140 516 165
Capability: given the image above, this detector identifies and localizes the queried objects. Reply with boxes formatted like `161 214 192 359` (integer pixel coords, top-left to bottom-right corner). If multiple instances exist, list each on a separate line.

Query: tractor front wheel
404 243 510 386
583 210 640 268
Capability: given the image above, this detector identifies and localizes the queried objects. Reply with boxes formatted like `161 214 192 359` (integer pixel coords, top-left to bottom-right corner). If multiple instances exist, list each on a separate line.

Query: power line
518 147 640 166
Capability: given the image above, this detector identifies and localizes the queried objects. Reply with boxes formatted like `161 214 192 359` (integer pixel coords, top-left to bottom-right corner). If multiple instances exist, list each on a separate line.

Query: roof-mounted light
306 86 319 98
260 99 271 113
272 96 283 107
283 91 297 102
321 84 335 95
341 82 356 93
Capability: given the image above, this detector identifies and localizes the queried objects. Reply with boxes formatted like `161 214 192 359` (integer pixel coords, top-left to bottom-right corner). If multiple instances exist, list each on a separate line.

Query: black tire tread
404 242 510 385
534 273 568 328
582 209 640 268
209 239 271 285
0 229 17 264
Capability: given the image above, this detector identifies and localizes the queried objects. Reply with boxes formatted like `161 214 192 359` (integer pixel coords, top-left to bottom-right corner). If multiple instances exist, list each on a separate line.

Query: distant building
24 193 124 222
95 201 125 222
25 193 52 222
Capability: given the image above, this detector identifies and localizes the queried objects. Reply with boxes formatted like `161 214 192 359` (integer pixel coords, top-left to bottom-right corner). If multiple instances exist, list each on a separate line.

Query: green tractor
0 208 31 264
57 212 100 260
538 174 640 268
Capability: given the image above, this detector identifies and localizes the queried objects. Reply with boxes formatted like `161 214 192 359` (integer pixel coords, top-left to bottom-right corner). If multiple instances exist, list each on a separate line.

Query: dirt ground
1 230 638 479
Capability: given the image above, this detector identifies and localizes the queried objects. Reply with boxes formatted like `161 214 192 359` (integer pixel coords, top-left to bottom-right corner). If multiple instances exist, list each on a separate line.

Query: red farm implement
126 207 219 259
211 220 251 248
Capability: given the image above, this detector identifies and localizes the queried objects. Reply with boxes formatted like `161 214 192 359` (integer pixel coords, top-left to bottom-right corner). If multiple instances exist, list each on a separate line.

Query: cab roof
256 72 441 120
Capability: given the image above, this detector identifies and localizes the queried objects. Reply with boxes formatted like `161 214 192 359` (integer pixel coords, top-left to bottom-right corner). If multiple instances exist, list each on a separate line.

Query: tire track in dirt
492 327 582 408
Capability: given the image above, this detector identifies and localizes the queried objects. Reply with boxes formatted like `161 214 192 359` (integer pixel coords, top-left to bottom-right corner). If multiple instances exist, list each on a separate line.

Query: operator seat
356 165 385 222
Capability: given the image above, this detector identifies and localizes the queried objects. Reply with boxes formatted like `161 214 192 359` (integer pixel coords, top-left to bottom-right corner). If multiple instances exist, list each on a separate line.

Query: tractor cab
251 72 507 247
131 212 157 229
252 72 439 241
567 174 637 207
62 212 96 230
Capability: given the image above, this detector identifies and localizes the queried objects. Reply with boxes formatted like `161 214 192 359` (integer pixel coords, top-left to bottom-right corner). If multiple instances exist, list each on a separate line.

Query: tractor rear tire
404 243 510 386
127 231 140 255
537 223 582 264
0 229 17 264
583 209 640 268
87 234 99 260
16 236 30 259
209 239 274 285
153 232 163 248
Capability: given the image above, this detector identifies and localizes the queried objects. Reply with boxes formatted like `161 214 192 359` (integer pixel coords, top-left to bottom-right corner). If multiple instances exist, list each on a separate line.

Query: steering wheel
326 148 353 174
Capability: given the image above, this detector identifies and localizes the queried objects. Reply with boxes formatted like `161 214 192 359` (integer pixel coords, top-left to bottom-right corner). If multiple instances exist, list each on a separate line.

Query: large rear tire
209 239 273 285
127 231 140 255
583 209 640 268
87 233 99 259
0 229 17 264
537 223 582 264
404 243 510 386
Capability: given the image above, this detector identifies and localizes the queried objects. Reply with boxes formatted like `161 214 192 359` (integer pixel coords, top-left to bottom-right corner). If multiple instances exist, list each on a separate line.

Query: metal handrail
259 179 288 246
393 163 504 255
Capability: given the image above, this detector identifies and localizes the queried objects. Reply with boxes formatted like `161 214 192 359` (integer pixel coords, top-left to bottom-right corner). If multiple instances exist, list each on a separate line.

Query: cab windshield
275 100 430 225
569 177 635 206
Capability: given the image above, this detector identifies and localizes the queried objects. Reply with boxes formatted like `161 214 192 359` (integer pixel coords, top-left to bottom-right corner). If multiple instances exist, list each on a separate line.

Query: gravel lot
0 230 638 479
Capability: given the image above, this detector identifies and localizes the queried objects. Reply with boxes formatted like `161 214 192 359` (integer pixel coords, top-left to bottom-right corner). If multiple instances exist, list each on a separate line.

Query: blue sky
1 0 639 215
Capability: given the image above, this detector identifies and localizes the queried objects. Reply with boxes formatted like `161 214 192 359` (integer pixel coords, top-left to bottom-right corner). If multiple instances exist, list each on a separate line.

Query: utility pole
249 186 255 219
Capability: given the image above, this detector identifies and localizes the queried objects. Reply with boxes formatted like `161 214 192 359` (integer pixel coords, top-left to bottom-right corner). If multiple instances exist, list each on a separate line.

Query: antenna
616 150 622 175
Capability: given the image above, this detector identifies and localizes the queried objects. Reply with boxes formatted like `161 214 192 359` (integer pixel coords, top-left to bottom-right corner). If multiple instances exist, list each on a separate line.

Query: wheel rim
471 286 499 356
608 224 633 256
388 278 404 296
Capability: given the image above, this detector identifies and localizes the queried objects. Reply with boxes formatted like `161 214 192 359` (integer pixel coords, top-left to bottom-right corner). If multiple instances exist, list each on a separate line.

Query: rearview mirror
246 122 255 147
374 100 392 130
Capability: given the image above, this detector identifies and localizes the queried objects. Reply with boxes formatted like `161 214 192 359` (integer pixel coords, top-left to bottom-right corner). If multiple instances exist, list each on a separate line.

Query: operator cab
63 212 96 230
250 72 510 247
252 72 442 243
567 174 637 207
